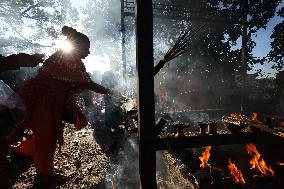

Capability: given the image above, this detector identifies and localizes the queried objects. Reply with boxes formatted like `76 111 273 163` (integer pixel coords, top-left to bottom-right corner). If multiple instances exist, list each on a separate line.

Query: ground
2 124 193 189
2 122 283 189
3 125 111 189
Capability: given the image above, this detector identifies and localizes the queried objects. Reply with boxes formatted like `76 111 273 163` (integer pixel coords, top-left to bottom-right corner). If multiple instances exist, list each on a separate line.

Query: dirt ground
1 124 195 189
2 123 283 189
1 125 111 189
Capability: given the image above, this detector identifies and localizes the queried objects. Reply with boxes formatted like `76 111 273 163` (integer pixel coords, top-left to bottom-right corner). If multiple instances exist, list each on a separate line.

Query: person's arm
76 81 114 95
81 82 114 95
0 53 44 71
74 81 125 101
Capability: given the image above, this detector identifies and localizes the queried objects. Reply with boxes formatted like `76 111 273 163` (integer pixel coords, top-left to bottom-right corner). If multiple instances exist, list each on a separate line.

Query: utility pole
135 0 157 188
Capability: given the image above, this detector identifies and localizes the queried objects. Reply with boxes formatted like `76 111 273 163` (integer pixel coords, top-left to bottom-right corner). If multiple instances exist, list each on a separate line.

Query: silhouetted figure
6 26 117 185
0 53 43 72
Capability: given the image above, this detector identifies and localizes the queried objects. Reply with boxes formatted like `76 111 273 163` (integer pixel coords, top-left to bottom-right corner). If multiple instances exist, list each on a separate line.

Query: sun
55 36 73 53
58 40 73 52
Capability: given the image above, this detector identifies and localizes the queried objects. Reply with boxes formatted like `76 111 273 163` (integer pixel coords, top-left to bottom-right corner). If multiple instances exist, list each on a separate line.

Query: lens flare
56 36 73 53
58 40 73 52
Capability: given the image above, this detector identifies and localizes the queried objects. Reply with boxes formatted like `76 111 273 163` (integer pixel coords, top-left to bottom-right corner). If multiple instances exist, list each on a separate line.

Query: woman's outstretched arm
76 81 113 95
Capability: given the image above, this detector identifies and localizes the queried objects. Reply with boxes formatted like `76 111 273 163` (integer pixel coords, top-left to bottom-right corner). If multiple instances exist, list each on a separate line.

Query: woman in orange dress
7 26 116 183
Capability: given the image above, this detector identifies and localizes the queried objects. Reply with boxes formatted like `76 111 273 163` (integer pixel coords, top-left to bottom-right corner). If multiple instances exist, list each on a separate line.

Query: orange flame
277 162 284 166
228 159 246 185
252 112 258 122
199 146 211 168
246 143 274 177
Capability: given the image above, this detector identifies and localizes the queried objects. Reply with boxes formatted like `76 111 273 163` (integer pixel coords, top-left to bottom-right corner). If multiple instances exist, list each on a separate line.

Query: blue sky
252 15 283 58
248 2 284 77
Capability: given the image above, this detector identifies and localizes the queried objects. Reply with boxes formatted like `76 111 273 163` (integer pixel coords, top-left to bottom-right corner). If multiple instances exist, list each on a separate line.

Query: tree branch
20 2 43 16
7 21 53 48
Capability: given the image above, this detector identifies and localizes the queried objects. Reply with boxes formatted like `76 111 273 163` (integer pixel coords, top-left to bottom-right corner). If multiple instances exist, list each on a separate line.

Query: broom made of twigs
153 24 206 76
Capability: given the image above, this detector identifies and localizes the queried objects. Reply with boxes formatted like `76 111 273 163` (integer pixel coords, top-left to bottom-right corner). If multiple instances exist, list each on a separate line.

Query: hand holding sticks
153 25 205 76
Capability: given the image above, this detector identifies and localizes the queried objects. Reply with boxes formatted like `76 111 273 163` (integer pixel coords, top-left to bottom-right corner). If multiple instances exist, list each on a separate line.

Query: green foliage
269 7 284 70
152 0 281 111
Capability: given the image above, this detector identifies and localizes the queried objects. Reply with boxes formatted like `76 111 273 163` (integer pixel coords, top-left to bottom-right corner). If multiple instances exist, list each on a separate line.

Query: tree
0 0 79 55
0 0 80 89
269 7 284 71
151 0 281 110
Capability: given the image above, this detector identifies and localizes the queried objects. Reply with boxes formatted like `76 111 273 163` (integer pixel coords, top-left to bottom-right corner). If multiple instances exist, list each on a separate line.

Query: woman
7 26 117 183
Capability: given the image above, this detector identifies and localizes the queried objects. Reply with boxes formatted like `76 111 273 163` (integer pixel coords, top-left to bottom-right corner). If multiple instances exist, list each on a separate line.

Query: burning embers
222 113 249 133
252 112 260 123
172 121 190 137
197 143 276 187
199 146 211 169
246 143 275 177
228 159 246 185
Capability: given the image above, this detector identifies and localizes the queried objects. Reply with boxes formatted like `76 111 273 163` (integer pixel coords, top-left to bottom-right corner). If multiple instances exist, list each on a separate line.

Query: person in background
6 26 120 184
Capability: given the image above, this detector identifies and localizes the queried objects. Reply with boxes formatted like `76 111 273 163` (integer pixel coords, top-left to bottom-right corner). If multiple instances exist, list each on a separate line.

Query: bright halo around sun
58 40 73 52
56 36 73 53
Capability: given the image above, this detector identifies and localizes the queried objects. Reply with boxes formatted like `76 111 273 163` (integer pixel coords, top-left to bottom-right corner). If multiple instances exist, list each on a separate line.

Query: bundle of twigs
153 24 205 76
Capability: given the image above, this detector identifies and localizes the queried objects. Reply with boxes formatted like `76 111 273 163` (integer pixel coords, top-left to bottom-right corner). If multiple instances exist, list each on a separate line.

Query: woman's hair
62 26 90 45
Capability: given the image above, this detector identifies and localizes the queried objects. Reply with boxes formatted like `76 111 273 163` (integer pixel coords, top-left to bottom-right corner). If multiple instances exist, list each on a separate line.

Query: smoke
104 136 140 189
1 1 283 187
103 136 170 189
1 0 283 115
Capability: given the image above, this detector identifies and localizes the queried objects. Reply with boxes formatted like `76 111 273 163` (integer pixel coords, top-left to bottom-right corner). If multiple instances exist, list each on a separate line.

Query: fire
228 159 246 185
246 143 275 177
199 146 211 168
223 113 249 126
277 162 284 166
252 112 258 122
